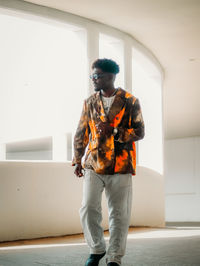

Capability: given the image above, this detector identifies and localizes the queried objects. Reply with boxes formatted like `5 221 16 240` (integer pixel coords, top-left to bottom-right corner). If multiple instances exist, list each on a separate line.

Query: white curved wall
0 162 165 242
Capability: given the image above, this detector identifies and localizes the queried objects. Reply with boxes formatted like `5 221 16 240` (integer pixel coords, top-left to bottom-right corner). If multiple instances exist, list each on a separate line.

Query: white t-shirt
101 95 116 115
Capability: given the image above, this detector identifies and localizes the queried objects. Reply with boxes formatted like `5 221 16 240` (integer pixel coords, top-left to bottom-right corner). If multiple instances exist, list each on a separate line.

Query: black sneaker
107 263 119 266
85 251 106 266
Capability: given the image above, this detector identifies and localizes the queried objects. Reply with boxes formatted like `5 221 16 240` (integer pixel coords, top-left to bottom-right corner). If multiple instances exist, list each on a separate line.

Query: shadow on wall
0 162 165 242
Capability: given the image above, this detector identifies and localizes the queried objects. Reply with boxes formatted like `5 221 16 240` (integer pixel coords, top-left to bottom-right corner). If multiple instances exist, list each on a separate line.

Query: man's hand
96 122 113 136
74 163 84 178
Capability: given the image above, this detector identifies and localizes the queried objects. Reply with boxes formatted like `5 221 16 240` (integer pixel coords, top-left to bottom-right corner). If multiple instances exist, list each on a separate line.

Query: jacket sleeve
114 98 145 143
72 100 90 165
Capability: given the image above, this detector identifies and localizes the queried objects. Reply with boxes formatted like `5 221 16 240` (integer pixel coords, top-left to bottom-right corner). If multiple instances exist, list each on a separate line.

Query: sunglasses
89 73 107 80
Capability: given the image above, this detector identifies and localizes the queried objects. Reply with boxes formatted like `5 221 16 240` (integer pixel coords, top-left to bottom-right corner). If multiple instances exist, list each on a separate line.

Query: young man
72 58 145 266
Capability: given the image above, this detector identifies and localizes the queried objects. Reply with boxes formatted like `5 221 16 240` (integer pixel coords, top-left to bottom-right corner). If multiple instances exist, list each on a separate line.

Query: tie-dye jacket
72 88 145 175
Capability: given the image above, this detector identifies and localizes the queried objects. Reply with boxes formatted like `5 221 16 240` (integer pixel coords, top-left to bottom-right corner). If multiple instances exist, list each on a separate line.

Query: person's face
90 68 114 91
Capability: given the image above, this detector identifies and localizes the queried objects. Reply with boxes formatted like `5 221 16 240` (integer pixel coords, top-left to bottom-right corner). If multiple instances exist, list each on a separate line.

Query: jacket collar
94 88 126 123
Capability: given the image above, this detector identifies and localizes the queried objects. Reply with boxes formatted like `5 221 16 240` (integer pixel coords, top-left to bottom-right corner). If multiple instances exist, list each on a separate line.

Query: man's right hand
74 163 84 177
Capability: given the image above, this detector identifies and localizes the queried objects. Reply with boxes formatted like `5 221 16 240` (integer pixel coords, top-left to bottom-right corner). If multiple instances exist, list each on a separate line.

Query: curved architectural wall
0 161 165 242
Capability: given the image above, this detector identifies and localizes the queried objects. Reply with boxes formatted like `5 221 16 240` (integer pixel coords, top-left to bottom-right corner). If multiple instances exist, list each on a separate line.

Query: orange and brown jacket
72 88 145 175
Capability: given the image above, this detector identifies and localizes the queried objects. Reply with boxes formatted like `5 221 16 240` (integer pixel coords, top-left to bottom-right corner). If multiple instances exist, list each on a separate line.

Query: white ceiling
23 0 200 139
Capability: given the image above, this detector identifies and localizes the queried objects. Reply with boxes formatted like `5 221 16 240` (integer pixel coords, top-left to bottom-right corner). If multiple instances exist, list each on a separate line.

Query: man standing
72 58 145 266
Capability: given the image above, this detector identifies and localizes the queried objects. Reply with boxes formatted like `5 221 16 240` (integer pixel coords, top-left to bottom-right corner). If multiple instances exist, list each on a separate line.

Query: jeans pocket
119 174 132 187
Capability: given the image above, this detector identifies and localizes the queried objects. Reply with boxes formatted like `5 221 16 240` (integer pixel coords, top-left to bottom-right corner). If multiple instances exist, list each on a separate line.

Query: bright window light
99 33 124 88
132 51 163 174
0 13 87 160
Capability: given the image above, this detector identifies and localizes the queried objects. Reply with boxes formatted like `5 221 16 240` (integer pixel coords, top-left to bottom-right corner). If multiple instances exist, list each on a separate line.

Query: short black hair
92 58 120 74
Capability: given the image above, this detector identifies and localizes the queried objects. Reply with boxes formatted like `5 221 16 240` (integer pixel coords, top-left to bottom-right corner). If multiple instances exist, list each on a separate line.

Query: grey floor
0 226 200 266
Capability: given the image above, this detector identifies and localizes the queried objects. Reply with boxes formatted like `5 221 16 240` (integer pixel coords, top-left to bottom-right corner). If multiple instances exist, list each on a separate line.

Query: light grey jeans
79 169 132 265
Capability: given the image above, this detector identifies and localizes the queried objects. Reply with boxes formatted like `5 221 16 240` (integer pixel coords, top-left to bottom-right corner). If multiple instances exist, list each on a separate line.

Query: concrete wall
165 136 200 222
0 161 165 242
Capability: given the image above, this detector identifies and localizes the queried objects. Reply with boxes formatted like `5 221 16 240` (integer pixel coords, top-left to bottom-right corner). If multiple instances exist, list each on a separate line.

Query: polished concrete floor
0 226 200 266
